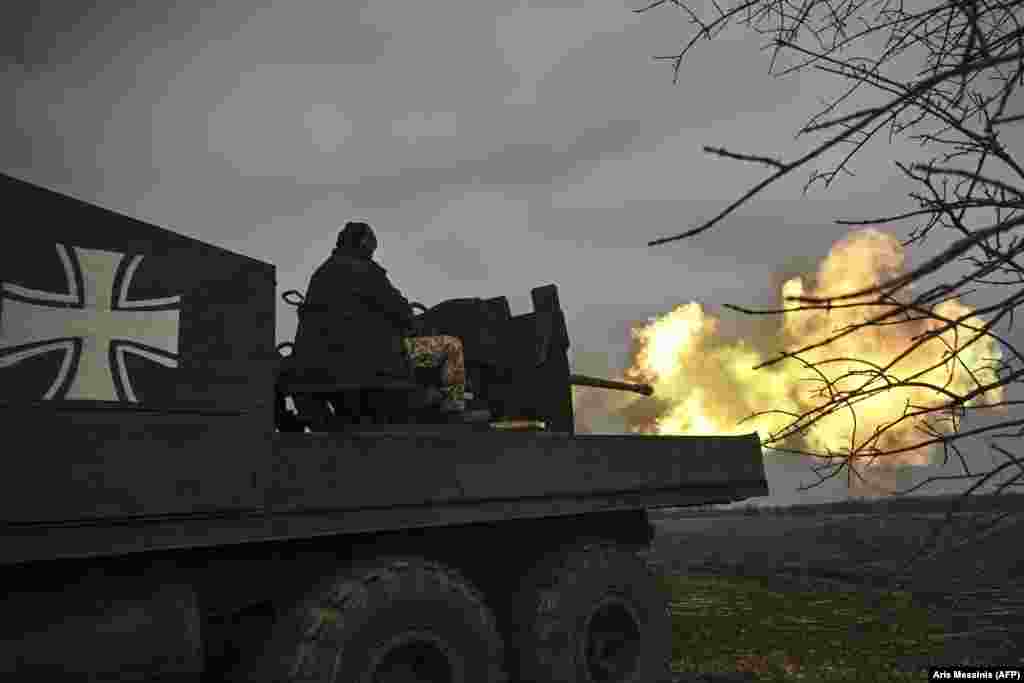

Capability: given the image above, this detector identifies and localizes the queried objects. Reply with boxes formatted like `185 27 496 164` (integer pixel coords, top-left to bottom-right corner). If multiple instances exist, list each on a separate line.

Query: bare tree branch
637 0 1024 559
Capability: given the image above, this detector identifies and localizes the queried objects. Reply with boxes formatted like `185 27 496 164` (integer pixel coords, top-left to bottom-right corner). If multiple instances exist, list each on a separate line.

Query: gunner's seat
273 290 450 431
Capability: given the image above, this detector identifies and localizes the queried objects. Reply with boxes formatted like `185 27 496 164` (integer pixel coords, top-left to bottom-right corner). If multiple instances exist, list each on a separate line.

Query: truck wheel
509 541 670 683
250 557 506 683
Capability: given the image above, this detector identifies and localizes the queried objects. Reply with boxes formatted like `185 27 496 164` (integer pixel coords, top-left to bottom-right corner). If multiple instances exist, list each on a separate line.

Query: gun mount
280 282 610 432
278 283 658 433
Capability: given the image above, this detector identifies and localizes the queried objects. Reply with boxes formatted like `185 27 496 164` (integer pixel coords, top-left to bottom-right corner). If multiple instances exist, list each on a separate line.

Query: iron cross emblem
0 243 181 402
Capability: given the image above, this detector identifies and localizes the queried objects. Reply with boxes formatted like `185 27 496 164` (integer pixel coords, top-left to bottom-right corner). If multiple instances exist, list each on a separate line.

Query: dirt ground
650 512 1024 679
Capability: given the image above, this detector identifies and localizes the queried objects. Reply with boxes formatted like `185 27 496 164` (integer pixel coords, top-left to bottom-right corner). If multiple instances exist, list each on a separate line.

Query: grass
661 572 948 682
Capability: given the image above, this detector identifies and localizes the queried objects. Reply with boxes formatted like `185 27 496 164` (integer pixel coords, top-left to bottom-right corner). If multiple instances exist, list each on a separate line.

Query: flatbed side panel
1 484 763 565
2 431 766 565
0 173 276 412
0 406 272 524
267 431 767 511
0 173 277 526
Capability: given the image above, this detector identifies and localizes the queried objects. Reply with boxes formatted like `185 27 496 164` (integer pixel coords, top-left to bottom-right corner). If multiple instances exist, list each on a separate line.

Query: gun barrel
569 374 654 396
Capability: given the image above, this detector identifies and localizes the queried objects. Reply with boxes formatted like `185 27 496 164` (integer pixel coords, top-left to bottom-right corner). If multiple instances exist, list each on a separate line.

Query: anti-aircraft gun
275 283 654 433
0 172 767 683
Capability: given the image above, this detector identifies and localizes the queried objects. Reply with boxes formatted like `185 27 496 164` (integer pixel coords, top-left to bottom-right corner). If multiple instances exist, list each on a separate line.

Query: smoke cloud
575 228 1004 494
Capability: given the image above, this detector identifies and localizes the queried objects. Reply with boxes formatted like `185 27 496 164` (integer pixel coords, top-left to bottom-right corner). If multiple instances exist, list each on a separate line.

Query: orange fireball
580 228 1004 482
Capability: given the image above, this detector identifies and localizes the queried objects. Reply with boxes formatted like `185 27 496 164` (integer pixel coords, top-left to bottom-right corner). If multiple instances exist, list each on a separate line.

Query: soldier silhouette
292 220 471 414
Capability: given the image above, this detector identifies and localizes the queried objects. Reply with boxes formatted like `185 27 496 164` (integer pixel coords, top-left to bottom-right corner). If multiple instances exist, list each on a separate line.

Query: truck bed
0 172 768 567
1 416 765 565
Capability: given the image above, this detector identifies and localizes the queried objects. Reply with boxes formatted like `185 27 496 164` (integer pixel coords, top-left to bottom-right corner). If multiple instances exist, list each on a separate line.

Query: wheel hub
583 597 643 683
369 630 457 683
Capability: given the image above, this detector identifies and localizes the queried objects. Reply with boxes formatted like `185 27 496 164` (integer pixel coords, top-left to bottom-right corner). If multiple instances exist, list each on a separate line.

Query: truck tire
509 541 671 683
246 557 506 683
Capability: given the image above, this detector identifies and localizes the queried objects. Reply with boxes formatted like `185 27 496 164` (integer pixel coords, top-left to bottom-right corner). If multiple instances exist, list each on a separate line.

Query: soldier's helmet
338 221 378 259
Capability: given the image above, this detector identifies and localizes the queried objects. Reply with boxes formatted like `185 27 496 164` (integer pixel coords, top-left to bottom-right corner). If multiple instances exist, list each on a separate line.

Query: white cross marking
0 244 181 402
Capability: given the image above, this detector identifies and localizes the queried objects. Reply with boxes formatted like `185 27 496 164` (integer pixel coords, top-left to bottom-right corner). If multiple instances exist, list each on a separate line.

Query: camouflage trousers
403 335 466 403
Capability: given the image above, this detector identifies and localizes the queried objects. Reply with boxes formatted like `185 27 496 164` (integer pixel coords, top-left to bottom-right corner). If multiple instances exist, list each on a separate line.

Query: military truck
0 172 768 683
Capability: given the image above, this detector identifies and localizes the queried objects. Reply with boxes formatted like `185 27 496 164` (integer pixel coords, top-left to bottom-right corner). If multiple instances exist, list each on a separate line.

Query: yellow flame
615 228 1003 473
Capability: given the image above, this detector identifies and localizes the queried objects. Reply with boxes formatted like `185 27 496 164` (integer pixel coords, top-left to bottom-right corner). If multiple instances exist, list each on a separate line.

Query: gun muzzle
569 374 654 396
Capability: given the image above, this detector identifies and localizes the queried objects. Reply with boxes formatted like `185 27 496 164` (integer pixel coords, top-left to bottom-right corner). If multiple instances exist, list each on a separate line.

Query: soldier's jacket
291 246 413 383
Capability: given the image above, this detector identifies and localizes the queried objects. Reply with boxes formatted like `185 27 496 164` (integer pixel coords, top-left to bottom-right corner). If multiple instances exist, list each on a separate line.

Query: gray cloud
3 2 390 73
337 119 648 208
3 4 125 71
415 230 491 283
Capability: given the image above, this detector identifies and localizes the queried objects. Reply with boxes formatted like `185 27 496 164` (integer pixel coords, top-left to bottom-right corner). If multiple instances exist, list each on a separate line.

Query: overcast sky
5 1 1020 505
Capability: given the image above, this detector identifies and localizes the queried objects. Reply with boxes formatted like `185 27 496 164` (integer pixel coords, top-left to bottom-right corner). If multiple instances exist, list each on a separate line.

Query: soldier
293 220 470 413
